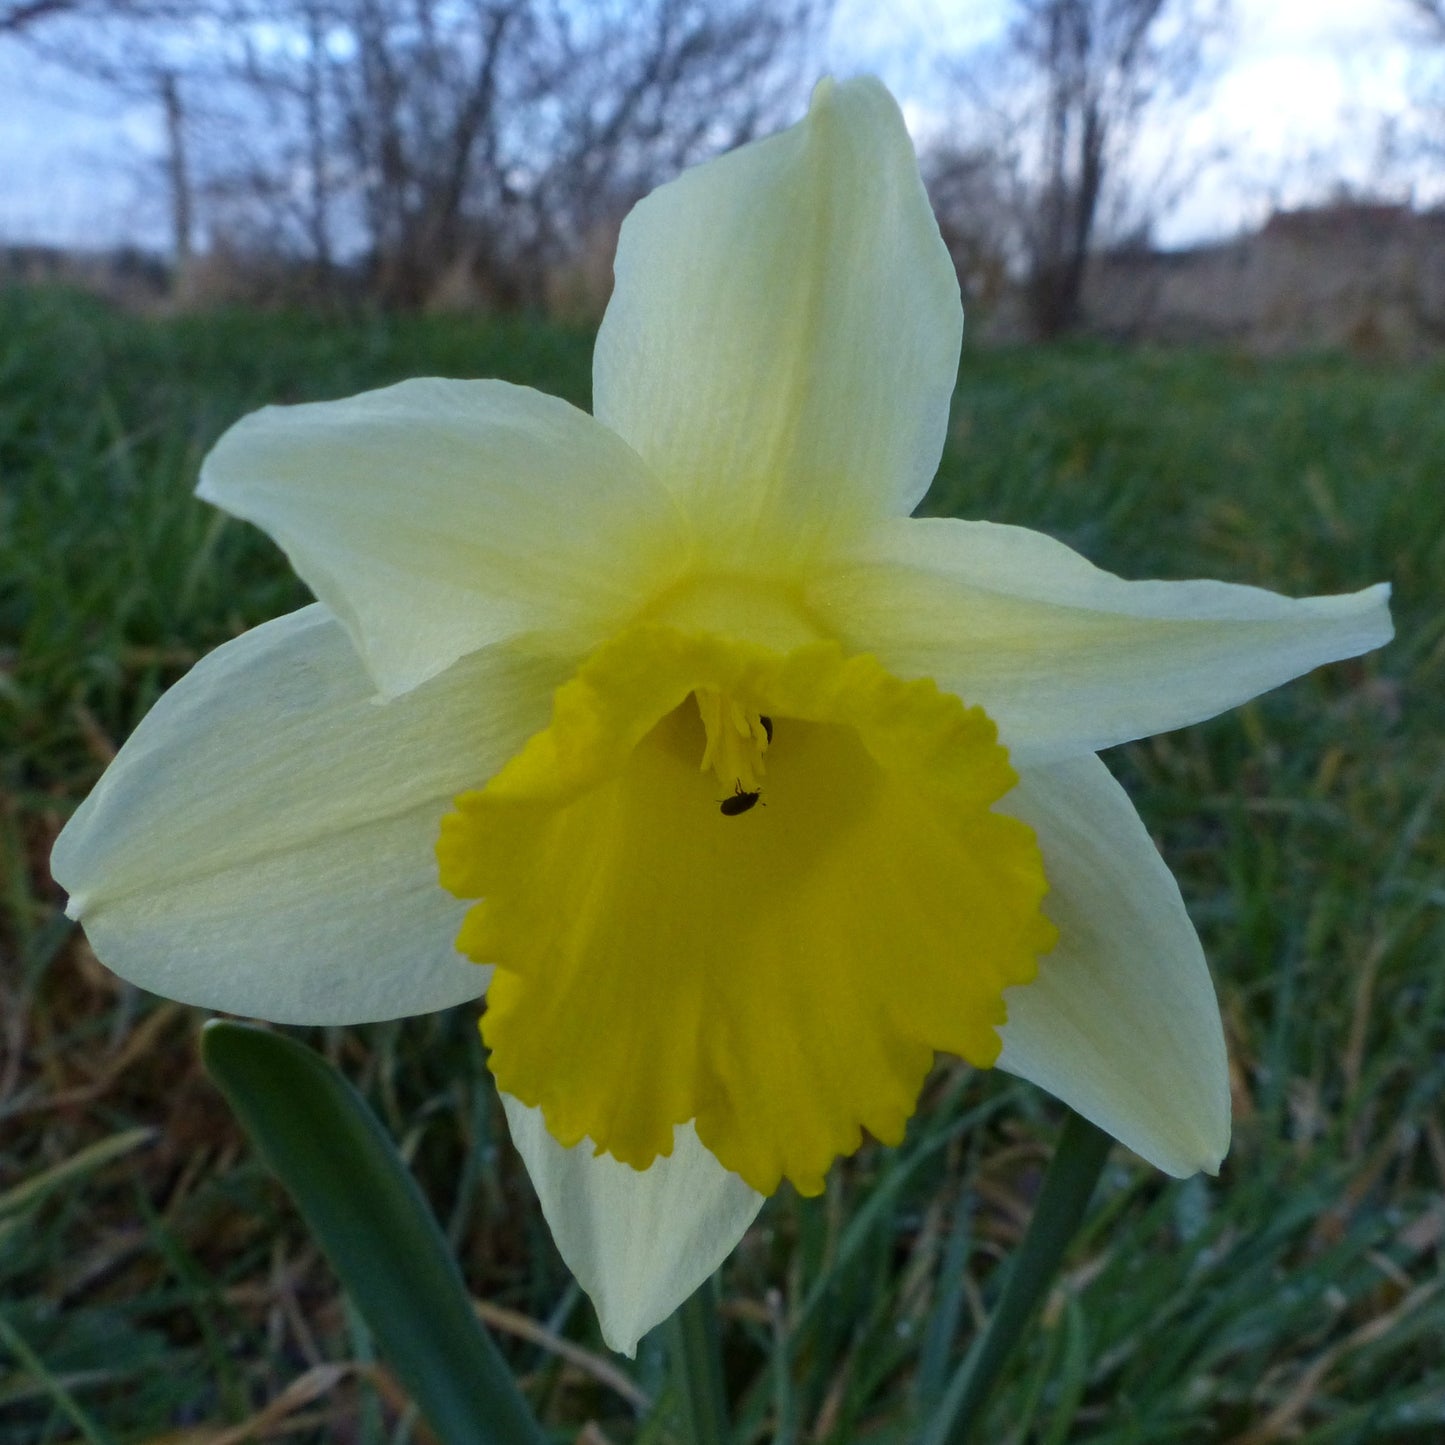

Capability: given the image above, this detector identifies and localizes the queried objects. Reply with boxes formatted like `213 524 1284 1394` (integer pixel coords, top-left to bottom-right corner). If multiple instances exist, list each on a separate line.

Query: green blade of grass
200 1019 546 1445
0 1314 115 1445
665 1282 732 1445
0 1127 154 1218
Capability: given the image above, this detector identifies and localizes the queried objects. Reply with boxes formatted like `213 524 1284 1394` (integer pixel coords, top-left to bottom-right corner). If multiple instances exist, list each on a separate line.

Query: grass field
1 284 1442 1444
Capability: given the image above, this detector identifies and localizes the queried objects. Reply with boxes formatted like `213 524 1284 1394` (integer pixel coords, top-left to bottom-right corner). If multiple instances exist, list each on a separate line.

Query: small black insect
759 715 774 744
720 781 763 816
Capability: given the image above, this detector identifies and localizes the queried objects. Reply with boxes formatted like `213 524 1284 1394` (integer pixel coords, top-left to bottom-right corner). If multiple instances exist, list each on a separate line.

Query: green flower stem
922 1110 1111 1445
665 1282 731 1445
201 1021 546 1445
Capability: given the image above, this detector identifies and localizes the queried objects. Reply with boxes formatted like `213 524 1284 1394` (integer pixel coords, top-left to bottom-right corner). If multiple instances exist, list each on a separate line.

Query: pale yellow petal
52 606 568 1022
997 755 1230 1176
503 1097 763 1357
811 516 1393 763
593 77 962 567
199 379 689 698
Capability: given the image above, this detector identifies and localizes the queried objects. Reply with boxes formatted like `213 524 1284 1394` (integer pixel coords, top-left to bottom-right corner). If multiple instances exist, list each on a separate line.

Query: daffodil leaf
921 1111 1111 1445
200 1020 546 1445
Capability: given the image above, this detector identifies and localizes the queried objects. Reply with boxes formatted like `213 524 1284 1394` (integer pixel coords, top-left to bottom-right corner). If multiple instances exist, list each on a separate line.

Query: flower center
436 625 1055 1196
694 687 771 796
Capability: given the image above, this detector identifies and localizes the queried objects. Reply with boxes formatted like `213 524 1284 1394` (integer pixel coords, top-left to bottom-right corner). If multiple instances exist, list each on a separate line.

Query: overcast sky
825 0 1434 245
0 0 1434 251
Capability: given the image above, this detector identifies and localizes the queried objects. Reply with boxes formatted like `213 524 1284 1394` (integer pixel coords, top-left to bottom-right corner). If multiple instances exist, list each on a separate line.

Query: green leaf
921 1110 1110 1445
200 1020 546 1445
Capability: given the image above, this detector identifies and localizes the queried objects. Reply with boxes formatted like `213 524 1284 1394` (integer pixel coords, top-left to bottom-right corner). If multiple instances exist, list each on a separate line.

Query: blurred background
2 0 1445 352
3 4 1444 1443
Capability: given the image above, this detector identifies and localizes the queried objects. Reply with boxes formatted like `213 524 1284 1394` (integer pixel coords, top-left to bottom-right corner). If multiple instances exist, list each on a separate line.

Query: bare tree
946 0 1226 337
1407 0 1445 36
0 1 74 27
7 0 825 307
1389 0 1445 211
194 0 827 307
0 0 190 31
0 0 128 28
922 142 1015 315
1403 1 1445 131
0 1 218 283
529 0 820 248
279 0 538 305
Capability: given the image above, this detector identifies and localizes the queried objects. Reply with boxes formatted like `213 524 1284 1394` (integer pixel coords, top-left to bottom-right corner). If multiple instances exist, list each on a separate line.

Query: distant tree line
6 0 1241 333
0 0 176 27
12 0 1437 338
1406 0 1445 176
926 0 1228 338
8 0 826 308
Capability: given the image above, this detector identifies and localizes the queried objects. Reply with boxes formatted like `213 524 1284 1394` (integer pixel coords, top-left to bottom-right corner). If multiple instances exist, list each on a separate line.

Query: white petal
51 606 569 1023
812 516 1393 763
199 379 688 698
593 76 961 562
502 1096 764 1357
996 755 1230 1176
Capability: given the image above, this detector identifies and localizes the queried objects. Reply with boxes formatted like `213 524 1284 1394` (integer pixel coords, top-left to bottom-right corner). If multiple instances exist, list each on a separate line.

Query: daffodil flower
52 77 1391 1356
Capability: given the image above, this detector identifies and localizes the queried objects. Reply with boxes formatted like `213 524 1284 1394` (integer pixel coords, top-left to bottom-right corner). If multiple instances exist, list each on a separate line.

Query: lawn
1 285 1441 1443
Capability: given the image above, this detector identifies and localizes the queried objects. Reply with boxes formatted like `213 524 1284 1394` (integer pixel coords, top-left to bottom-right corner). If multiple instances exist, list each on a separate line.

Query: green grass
2 285 1441 1443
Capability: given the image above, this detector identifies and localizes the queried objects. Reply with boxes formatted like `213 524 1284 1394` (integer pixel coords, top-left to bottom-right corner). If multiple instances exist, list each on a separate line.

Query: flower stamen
695 687 770 793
